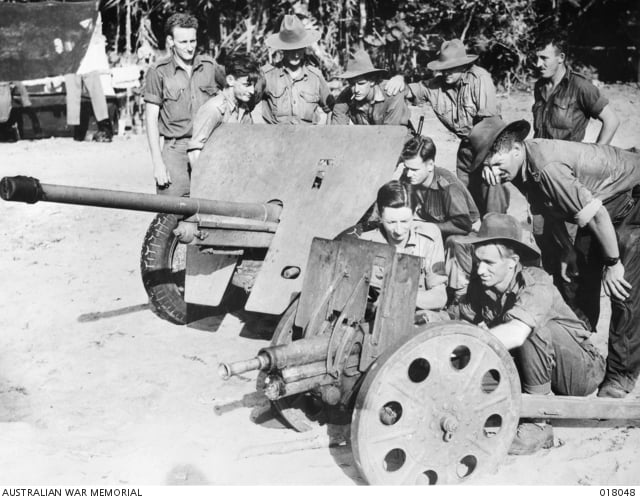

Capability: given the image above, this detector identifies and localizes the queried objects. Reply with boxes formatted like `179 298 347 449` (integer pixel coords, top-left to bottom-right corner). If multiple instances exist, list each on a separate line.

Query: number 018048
600 490 635 497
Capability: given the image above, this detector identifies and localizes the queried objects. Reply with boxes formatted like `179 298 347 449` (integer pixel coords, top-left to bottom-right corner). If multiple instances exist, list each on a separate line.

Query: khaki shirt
410 167 480 237
187 92 253 152
143 54 225 138
256 63 332 124
409 65 499 138
533 70 608 142
457 264 591 342
360 221 446 291
331 81 411 126
519 139 640 227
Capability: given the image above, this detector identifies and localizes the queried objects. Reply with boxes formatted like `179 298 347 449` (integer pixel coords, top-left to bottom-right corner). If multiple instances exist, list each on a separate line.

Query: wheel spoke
352 324 521 485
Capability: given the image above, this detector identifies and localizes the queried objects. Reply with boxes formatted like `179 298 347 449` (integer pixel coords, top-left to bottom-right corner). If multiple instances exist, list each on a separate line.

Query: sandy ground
0 85 640 486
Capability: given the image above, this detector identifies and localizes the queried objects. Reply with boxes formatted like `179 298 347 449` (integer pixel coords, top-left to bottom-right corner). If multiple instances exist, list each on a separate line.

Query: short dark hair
401 135 436 162
534 32 567 56
223 52 261 86
488 129 523 157
165 13 198 38
376 180 415 213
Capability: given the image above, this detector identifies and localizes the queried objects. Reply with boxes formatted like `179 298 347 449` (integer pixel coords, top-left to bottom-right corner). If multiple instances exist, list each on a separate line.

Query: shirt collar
485 264 523 301
222 90 238 113
378 225 418 249
405 227 418 248
281 64 309 81
170 53 205 74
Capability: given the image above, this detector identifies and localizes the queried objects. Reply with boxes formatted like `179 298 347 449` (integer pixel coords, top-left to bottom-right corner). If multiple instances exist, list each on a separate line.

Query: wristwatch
603 256 620 267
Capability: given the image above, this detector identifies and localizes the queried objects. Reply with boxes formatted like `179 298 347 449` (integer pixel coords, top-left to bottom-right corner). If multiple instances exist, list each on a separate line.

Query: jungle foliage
99 0 639 85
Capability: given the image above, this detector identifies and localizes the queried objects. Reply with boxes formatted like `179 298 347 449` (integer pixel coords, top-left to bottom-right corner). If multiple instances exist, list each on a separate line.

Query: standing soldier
530 34 620 328
532 35 619 145
143 13 225 196
331 50 411 128
386 39 505 214
255 15 333 125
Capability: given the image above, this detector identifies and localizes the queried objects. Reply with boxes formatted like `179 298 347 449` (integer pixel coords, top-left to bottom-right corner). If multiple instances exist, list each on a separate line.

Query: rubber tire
140 213 188 325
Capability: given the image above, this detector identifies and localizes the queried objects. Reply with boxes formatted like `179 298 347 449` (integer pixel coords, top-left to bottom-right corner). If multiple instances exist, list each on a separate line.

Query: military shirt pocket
199 85 218 97
549 96 576 130
299 90 320 121
266 82 287 99
162 84 182 102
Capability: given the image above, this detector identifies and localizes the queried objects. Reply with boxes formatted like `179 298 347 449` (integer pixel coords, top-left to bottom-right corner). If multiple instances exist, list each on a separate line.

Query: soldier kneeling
448 213 606 454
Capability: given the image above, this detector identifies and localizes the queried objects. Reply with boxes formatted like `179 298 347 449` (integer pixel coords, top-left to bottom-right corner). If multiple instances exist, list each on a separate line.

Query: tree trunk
125 0 132 58
358 0 366 50
115 1 120 54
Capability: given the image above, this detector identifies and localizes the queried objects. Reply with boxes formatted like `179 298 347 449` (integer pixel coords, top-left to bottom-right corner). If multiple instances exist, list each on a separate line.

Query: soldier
532 35 619 145
255 15 333 125
360 181 448 313
187 53 259 166
449 213 605 454
386 39 507 214
143 13 225 196
530 34 620 327
331 50 411 128
400 135 480 240
475 116 640 399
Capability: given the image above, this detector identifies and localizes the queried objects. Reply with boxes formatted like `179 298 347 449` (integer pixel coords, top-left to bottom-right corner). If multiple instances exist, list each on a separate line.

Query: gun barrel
218 353 271 380
0 176 281 222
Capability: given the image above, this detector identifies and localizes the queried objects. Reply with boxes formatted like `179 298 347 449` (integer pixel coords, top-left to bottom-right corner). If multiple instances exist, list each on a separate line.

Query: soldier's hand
482 166 500 185
560 248 579 282
602 261 631 301
384 75 406 96
154 161 171 188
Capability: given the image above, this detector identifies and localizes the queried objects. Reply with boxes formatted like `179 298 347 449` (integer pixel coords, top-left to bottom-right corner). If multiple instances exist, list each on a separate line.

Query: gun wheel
351 322 521 485
140 213 188 325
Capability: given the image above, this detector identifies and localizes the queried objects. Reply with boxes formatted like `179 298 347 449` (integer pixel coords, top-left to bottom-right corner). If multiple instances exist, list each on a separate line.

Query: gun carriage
3 123 640 485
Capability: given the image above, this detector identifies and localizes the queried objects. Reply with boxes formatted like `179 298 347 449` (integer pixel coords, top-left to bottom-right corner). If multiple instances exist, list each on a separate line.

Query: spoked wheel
351 321 521 485
258 296 326 432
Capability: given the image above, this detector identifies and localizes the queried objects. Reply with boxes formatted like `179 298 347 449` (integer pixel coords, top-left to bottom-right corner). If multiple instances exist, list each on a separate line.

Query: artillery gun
221 236 640 485
0 124 407 325
5 123 640 484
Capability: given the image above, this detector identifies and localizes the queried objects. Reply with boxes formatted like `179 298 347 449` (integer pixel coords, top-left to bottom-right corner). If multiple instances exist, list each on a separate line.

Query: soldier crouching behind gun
447 213 605 455
359 181 449 322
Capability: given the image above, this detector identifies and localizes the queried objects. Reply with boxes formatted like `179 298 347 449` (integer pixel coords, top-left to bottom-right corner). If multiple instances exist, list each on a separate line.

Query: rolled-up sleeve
187 99 222 152
330 87 352 124
318 75 334 113
143 67 163 105
503 273 554 330
383 91 411 126
470 71 498 119
537 162 596 223
408 82 430 106
575 78 608 118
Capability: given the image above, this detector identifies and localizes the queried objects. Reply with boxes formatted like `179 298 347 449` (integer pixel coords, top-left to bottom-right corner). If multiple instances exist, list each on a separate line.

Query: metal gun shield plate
192 124 408 315
351 322 521 485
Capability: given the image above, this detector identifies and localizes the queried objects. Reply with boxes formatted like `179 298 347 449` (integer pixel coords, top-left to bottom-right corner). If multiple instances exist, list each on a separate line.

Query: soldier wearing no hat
255 15 333 125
